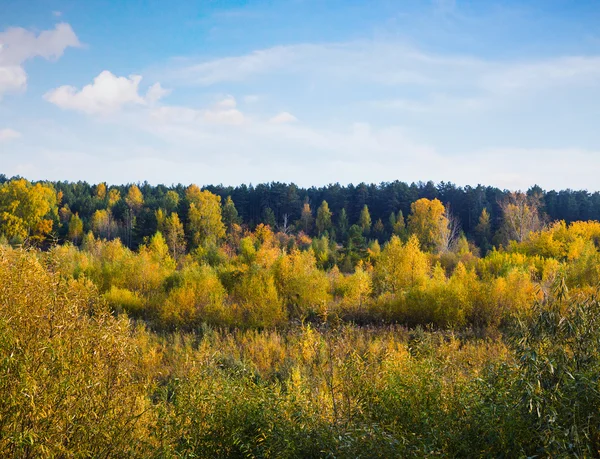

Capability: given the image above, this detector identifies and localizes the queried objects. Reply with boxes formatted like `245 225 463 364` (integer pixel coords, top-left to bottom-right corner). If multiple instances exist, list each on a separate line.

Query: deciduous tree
0 179 58 243
68 213 84 244
316 200 333 236
186 186 226 248
407 198 449 252
359 205 372 235
300 202 313 234
500 192 543 243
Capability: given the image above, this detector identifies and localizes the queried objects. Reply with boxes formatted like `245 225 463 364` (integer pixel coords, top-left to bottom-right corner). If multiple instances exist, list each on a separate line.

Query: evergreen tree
263 207 276 228
338 208 349 241
222 196 241 232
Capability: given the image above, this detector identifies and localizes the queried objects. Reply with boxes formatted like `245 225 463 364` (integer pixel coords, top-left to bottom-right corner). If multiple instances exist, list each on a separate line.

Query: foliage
186 186 226 248
0 179 57 243
4 177 600 455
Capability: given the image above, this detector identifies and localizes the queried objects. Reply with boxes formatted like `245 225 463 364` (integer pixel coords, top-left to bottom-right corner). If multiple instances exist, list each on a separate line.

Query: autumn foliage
3 177 600 455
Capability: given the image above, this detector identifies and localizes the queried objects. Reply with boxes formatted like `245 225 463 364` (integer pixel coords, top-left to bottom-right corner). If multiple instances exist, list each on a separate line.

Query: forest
2 175 600 457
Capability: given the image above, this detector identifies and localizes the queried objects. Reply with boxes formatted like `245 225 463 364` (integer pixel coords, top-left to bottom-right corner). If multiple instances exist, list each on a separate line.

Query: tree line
0 174 594 255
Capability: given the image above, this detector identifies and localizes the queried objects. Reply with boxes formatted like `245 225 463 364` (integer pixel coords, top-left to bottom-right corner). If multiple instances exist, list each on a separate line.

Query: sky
1 0 600 190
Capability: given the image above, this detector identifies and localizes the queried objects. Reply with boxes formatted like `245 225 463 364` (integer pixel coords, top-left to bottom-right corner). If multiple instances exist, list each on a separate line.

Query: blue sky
1 0 600 189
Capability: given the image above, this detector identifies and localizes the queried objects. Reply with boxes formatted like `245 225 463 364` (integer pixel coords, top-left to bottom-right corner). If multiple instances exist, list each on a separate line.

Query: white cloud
481 56 600 93
202 96 246 124
149 96 245 126
169 45 299 85
0 23 80 98
0 128 21 142
269 111 297 124
0 65 27 97
164 41 600 116
145 82 171 104
165 41 482 87
44 71 168 114
215 94 237 110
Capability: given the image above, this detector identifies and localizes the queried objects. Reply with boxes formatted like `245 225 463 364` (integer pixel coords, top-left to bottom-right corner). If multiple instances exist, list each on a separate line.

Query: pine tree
222 196 241 232
338 208 349 240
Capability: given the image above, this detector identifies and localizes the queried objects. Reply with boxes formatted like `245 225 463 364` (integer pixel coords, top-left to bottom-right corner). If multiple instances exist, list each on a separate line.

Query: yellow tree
343 262 373 310
163 212 186 259
68 213 84 244
359 204 372 235
125 184 144 214
185 185 225 248
299 202 313 234
407 198 449 252
374 235 429 294
95 183 107 201
0 179 58 243
274 249 331 318
91 209 117 240
107 188 121 208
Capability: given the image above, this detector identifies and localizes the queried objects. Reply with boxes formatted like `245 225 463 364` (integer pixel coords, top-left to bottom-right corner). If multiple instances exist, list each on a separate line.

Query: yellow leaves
67 213 84 243
299 202 313 233
125 184 144 213
0 249 152 456
107 188 121 207
96 182 107 200
162 212 186 259
367 239 381 262
316 200 332 235
254 223 275 246
186 187 226 248
146 231 175 268
359 205 371 234
0 179 57 242
231 269 286 328
296 231 312 249
333 262 373 311
34 219 53 239
407 198 448 252
274 249 331 317
374 234 430 295
160 264 227 329
91 209 117 240
104 286 144 316
239 236 257 264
